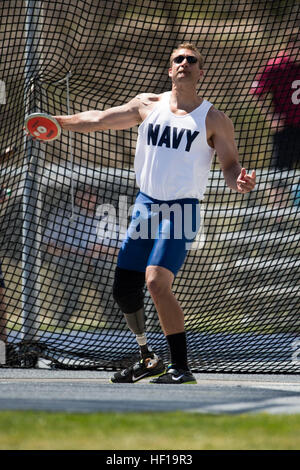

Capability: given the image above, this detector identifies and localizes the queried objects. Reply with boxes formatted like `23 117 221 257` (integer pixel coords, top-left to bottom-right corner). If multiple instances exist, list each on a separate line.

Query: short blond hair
170 43 204 69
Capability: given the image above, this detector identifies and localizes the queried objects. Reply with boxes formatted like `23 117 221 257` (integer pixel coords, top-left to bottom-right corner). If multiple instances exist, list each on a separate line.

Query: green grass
0 411 299 450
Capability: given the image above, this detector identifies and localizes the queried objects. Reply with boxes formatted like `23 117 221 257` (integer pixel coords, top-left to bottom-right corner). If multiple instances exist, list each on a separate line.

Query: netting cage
0 0 299 372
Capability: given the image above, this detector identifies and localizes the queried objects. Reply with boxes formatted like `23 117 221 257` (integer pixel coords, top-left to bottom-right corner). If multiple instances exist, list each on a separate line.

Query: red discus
24 113 61 141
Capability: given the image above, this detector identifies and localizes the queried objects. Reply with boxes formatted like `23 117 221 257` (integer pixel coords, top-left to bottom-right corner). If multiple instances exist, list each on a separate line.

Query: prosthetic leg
111 268 165 382
124 307 152 359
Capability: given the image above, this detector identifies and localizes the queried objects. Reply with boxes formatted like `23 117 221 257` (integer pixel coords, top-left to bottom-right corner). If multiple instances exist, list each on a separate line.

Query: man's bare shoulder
135 93 164 120
207 106 232 122
207 106 234 131
136 93 163 105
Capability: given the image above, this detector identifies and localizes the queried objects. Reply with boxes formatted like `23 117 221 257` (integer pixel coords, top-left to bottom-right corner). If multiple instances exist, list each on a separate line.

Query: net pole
21 0 44 344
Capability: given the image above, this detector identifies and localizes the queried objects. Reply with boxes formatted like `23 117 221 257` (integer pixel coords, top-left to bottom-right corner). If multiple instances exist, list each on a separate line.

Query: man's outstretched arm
54 97 142 133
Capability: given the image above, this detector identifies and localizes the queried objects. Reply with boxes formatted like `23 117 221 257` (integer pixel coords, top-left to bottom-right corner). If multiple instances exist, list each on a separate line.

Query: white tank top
134 91 215 200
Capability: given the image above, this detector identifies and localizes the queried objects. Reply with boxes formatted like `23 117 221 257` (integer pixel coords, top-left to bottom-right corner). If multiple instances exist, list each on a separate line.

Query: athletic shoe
150 364 197 384
110 353 165 383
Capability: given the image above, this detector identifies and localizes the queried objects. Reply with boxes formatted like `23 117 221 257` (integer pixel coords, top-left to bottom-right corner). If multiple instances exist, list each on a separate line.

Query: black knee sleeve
113 267 145 313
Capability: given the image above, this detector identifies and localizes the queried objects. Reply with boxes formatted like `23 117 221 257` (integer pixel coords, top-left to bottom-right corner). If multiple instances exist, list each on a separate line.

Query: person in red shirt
250 34 300 170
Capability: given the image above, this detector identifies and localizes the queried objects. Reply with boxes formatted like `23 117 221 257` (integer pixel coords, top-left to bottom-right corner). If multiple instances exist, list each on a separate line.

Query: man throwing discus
52 43 256 384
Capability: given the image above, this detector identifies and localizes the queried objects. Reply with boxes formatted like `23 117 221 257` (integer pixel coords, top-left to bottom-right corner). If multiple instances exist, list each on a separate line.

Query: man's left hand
237 168 256 193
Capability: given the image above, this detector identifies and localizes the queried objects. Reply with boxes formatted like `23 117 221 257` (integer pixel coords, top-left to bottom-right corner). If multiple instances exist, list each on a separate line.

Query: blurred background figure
0 186 10 351
250 34 300 170
0 258 8 348
42 185 120 329
0 186 19 365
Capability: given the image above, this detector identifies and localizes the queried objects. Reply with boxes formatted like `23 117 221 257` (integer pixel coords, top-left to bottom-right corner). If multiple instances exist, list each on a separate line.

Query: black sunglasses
173 55 198 64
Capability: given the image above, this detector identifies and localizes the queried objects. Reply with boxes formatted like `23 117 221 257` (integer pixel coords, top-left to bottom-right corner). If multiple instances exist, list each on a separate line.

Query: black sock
166 332 189 371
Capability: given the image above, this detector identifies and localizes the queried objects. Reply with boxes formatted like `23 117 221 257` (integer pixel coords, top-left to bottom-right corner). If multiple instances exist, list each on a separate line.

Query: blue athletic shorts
117 191 201 276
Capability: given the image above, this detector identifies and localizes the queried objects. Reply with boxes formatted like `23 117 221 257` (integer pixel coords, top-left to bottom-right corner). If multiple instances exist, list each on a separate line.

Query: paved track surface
0 368 299 414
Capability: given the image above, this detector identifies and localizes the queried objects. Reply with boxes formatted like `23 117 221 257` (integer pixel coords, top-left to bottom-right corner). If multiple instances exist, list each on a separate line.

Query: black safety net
0 0 299 372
